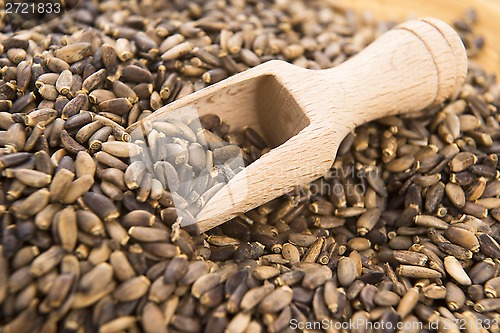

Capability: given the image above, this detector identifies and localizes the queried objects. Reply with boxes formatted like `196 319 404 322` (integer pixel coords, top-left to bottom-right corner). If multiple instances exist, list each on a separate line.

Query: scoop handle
317 18 467 126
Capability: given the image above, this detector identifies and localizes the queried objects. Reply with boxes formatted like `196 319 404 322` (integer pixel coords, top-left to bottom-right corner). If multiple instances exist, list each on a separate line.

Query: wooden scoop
127 18 467 232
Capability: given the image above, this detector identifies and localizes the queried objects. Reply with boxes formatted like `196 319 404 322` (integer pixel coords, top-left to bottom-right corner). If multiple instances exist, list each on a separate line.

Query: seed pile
1 0 500 332
126 113 256 226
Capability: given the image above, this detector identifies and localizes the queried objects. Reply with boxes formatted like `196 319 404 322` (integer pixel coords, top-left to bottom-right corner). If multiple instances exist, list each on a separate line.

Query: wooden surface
170 18 467 232
334 0 500 77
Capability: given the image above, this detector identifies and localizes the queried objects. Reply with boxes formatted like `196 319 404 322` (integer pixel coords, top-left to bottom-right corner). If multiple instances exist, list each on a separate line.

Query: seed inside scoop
127 112 269 225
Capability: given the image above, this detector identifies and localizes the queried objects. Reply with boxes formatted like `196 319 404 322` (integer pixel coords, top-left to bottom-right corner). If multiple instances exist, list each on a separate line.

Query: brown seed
115 38 134 61
288 233 318 247
128 226 168 242
444 256 471 285
99 316 136 333
434 236 472 260
23 124 45 151
302 265 332 289
373 290 400 307
75 151 95 178
55 69 73 96
466 176 487 201
385 155 415 172
56 206 78 252
337 257 357 287
445 281 466 310
309 200 334 216
177 261 209 286
122 64 153 83
60 130 86 154
76 209 104 236
61 175 94 204
322 279 340 314
45 57 71 73
62 94 88 120
12 246 39 270
12 169 52 188
424 181 445 213
49 168 75 201
71 280 116 309
191 273 222 298
16 61 31 93
207 235 240 246
483 179 500 197
149 276 176 303
397 287 419 318
257 285 293 314
444 226 480 252
113 275 150 302
226 312 251 333
11 188 50 219
414 215 449 229
397 265 442 279
468 259 496 285
0 152 31 169
393 250 428 266
347 237 371 251
476 197 500 210
30 245 64 277
275 270 305 287
281 243 301 266
445 182 466 208
25 108 58 127
478 233 500 259
0 111 14 130
474 298 500 312
142 301 167 333
485 277 500 298
43 272 74 310
161 42 193 61
121 210 155 228
89 89 116 104
80 262 114 294
36 73 59 87
302 237 324 263
75 121 103 145
82 192 120 222
112 80 138 103
104 219 130 245
82 68 107 93
7 47 26 63
54 43 92 63
110 251 136 282
449 151 477 172
240 283 275 311
356 208 381 235
164 255 188 284
202 68 228 84
126 160 147 191
89 126 113 151
171 315 201 333
5 123 27 152
335 206 367 218
101 141 142 158
99 98 133 115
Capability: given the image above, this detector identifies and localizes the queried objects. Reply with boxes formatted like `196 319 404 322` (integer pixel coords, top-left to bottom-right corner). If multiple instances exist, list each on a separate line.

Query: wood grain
334 0 500 76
